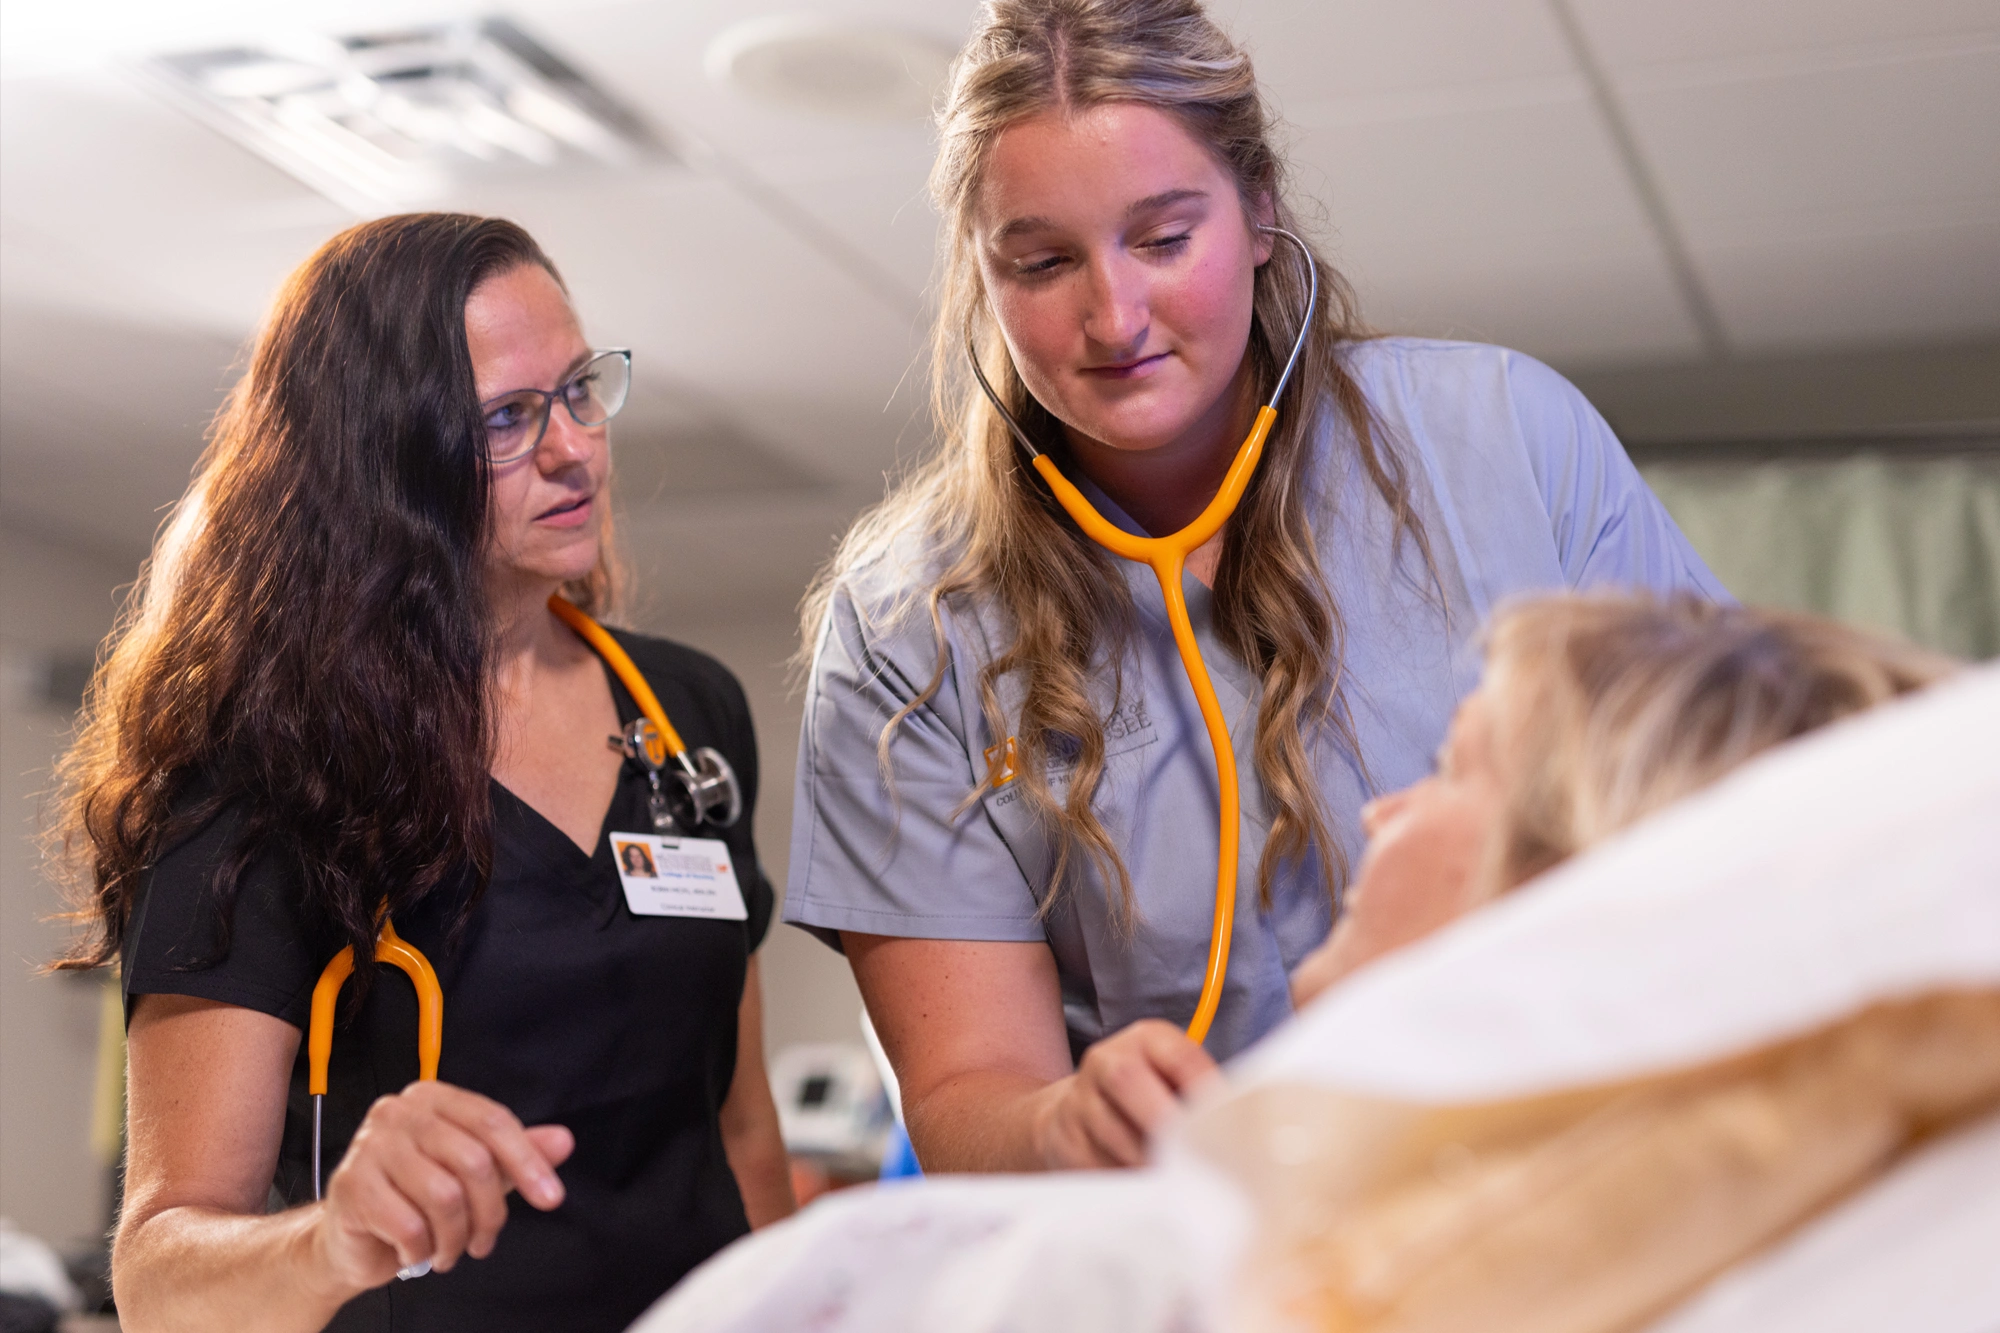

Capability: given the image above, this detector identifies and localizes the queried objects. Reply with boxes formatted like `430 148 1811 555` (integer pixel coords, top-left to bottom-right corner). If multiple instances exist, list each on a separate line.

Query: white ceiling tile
1618 40 2000 347
1623 46 2000 232
1295 95 1650 248
504 2 957 323
748 164 941 299
1284 94 1697 362
1698 218 2000 351
1 73 354 333
546 0 973 168
1214 0 1575 103
1353 246 1703 365
1570 0 2000 70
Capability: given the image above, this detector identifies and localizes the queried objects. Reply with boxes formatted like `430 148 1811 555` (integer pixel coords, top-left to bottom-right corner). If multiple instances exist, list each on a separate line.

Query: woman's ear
1249 192 1278 265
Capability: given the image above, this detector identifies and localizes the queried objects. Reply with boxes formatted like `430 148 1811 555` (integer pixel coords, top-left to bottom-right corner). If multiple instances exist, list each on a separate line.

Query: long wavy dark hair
51 213 611 986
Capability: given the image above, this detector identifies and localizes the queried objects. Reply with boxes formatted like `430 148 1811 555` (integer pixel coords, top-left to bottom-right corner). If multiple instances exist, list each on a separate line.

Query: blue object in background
878 1122 922 1180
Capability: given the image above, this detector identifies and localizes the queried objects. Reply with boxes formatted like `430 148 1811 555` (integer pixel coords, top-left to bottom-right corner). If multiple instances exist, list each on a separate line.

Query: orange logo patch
984 736 1019 787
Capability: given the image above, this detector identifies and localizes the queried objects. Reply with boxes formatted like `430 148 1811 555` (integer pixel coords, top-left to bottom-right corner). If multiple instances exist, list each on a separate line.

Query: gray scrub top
784 338 1728 1061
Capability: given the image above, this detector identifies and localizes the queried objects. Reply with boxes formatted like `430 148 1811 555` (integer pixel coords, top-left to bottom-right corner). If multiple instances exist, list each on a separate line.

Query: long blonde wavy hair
803 0 1431 922
1481 594 1956 894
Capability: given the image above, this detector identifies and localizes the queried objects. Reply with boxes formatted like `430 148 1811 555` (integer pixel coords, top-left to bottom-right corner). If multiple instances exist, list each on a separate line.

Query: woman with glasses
51 214 793 1331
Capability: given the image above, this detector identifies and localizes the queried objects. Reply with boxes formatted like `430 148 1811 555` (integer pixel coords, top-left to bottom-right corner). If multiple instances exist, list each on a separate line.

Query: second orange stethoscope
966 226 1318 1045
306 594 740 1272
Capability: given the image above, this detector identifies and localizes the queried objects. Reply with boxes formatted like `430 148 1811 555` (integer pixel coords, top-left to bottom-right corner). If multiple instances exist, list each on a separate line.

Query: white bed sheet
1643 1108 2000 1333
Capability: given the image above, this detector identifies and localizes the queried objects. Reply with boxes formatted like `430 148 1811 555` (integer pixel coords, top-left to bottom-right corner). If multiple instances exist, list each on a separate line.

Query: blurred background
2 0 1995 1322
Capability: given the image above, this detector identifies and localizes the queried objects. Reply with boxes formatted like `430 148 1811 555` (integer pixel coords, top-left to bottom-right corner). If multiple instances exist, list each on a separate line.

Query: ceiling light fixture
145 18 667 214
705 15 954 122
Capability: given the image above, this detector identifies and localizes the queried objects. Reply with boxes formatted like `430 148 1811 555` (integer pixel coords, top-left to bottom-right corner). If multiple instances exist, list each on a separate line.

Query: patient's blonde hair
1482 595 1955 890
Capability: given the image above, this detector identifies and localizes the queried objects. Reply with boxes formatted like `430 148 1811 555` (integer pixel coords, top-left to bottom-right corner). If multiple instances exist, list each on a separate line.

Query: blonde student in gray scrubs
786 0 1726 1174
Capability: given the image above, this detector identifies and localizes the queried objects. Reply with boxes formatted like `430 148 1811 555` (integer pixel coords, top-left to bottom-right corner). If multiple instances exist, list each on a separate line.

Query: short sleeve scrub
123 630 774 1333
786 340 1731 1062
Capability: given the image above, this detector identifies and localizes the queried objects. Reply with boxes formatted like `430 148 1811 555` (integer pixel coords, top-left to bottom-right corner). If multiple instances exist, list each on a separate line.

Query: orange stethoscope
306 594 741 1267
966 226 1318 1045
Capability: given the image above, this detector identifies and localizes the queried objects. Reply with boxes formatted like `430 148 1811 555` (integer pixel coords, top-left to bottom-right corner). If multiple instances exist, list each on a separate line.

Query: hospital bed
631 661 2000 1333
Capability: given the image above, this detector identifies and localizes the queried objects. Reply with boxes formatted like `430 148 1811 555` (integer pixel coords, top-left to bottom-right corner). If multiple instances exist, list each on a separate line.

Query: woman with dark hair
52 213 793 1330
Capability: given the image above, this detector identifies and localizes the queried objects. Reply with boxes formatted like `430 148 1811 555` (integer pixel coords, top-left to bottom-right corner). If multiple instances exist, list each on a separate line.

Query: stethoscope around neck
966 225 1318 1046
305 595 741 1276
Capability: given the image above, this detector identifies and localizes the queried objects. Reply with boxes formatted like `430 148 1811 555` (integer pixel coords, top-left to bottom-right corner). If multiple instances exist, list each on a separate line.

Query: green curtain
1639 451 2000 662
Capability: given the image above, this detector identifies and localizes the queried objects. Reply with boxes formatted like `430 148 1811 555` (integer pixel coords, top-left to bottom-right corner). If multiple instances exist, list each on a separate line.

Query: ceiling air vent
145 18 667 213
706 16 953 122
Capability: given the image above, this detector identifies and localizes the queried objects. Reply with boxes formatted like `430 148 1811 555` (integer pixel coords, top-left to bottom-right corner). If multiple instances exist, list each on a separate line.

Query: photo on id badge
613 831 747 920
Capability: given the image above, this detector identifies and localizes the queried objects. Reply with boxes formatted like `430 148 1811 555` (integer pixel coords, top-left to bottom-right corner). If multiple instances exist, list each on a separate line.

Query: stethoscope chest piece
614 717 742 834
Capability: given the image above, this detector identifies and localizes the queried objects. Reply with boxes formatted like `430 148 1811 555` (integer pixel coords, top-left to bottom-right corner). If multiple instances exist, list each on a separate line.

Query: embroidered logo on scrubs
984 737 1019 787
1105 696 1154 746
987 696 1156 797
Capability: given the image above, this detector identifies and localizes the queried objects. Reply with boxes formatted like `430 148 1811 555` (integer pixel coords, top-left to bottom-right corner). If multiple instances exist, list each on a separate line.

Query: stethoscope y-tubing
967 226 1319 1045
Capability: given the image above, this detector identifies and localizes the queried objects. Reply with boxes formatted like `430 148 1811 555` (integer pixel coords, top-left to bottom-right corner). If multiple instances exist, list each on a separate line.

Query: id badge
611 833 747 920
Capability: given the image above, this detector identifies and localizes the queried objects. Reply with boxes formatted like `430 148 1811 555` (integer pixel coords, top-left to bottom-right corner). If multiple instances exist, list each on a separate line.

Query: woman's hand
1031 1019 1219 1169
314 1082 574 1291
117 994 574 1333
846 934 1220 1173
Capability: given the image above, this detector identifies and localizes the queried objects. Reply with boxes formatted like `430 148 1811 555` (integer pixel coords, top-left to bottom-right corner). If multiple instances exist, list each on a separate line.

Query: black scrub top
122 630 775 1333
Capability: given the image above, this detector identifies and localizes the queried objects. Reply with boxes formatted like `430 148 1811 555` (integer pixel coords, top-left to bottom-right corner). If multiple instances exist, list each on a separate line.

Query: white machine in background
767 1040 890 1177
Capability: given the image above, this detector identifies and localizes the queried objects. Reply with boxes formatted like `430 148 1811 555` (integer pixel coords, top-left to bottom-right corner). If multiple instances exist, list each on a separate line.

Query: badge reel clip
613 718 742 834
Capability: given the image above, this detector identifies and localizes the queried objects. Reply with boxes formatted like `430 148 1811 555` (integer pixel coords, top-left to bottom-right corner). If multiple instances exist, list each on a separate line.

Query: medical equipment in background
304 596 744 1274
769 1041 891 1176
966 226 1318 1045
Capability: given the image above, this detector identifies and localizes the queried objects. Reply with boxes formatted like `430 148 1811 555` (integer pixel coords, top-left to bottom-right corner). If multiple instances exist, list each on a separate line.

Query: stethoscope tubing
966 226 1318 1044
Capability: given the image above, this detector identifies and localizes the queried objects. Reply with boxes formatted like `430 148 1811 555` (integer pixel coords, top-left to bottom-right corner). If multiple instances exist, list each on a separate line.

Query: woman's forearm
718 957 799 1227
904 1069 1065 1173
114 1202 356 1333
721 1114 796 1229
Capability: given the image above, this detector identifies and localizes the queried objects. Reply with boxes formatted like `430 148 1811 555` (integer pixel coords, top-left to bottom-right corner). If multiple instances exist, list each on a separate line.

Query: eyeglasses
481 349 632 465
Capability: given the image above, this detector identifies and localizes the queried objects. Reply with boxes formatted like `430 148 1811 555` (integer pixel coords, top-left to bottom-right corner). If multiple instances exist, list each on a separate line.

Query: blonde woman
1287 593 1958 1006
787 0 1725 1172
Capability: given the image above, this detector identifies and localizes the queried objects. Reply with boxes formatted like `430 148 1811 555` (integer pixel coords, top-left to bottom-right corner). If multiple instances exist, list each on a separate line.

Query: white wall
0 525 135 1252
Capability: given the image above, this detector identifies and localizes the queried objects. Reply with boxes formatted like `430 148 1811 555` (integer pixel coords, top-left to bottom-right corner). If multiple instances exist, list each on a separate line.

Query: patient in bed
636 597 1996 1333
1202 594 1994 1333
1289 592 1953 1006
